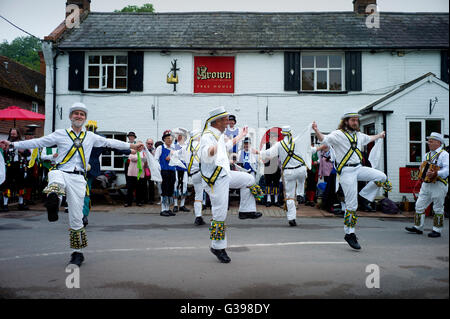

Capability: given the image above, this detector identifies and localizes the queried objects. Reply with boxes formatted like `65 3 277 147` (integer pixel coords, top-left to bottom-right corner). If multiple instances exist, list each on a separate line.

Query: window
85 54 128 91
407 119 443 164
98 132 127 171
31 101 38 113
301 54 344 92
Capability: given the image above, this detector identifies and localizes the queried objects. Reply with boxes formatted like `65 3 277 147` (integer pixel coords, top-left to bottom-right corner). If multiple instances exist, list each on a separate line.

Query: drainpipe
380 111 393 197
52 51 61 132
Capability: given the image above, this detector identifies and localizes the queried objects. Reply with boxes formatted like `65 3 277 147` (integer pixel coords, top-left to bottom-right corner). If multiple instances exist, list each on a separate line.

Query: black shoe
428 231 441 238
344 233 361 250
160 211 171 217
288 219 297 227
69 252 84 267
265 202 272 207
18 204 29 211
173 206 179 213
179 206 190 212
297 195 305 204
64 208 69 214
210 248 231 263
82 216 88 227
1 205 9 212
194 216 206 226
45 192 59 222
405 226 423 235
168 210 176 216
238 212 263 219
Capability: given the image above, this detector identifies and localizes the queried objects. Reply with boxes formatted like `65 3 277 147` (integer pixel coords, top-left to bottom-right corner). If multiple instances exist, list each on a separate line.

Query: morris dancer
0 103 143 266
312 112 391 250
187 129 206 226
200 107 264 263
405 132 448 238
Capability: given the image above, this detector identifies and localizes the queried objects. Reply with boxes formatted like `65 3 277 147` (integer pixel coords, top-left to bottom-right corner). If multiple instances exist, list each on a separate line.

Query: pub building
41 0 449 202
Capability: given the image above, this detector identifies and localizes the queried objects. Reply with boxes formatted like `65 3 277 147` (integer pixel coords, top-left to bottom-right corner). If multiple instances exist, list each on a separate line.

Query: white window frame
406 118 444 165
98 131 128 171
300 52 345 92
31 101 38 113
84 52 128 92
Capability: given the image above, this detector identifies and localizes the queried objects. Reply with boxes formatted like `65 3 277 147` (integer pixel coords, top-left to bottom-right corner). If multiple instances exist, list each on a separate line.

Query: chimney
353 0 377 14
38 51 46 75
66 0 91 17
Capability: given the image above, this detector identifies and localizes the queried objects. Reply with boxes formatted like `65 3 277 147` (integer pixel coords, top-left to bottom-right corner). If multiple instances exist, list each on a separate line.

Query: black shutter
284 52 300 91
345 51 362 91
128 51 144 92
441 50 449 84
68 51 85 91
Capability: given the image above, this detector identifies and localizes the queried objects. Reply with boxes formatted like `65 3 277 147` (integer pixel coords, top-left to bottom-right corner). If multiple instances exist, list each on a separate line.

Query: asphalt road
0 208 448 299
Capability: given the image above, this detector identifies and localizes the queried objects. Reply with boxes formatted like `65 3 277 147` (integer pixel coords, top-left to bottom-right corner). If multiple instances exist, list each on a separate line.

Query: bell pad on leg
434 214 444 228
375 180 392 192
69 228 88 250
249 184 264 201
344 210 358 228
209 220 226 241
43 183 66 196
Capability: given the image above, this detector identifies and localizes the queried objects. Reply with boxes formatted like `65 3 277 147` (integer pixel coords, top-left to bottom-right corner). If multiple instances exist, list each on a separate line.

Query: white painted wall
361 78 449 202
43 49 448 201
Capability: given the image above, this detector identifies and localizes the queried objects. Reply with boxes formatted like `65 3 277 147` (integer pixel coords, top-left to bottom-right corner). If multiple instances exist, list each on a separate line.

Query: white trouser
414 181 448 233
192 172 203 217
284 167 305 221
339 165 386 234
203 170 256 249
295 166 307 196
48 170 86 231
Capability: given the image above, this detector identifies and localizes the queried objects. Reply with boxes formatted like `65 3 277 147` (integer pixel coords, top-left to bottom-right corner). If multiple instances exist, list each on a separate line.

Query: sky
0 0 449 43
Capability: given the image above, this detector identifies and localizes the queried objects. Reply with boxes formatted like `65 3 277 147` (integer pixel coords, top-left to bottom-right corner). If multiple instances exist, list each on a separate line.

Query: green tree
114 3 155 13
0 36 41 71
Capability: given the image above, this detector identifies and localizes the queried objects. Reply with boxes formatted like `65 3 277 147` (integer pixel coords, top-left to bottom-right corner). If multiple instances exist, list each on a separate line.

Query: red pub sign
194 56 235 93
399 167 422 193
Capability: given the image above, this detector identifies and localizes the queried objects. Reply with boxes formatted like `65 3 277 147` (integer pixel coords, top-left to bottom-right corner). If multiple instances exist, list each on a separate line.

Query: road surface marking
0 241 347 262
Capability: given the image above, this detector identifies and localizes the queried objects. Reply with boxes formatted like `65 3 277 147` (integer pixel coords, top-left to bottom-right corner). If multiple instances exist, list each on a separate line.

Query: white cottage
41 0 449 200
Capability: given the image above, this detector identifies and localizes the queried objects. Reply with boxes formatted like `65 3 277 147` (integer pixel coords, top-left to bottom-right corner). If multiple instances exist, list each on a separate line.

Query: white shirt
154 143 176 162
200 126 228 179
260 136 310 169
427 146 449 179
12 127 131 173
322 130 371 166
186 138 201 174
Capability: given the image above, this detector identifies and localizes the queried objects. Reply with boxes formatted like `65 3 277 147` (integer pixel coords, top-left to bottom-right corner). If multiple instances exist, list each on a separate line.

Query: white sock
174 198 178 206
180 197 185 207
4 197 8 206
266 196 271 202
274 194 278 202
18 196 24 204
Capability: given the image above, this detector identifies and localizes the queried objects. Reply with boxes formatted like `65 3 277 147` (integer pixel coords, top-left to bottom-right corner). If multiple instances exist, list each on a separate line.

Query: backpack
380 198 400 215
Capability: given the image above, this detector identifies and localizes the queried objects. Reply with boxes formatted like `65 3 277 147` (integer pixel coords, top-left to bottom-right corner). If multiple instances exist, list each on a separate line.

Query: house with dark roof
0 55 46 138
42 0 449 201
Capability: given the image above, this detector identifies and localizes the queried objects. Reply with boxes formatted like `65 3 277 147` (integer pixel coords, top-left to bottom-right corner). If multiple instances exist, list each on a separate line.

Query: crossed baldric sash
187 132 201 176
200 129 222 188
336 130 363 175
279 131 306 169
49 129 90 195
426 149 448 185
